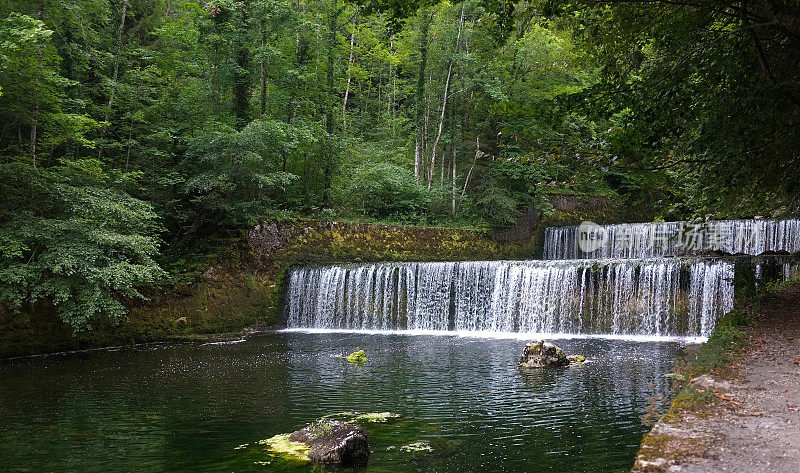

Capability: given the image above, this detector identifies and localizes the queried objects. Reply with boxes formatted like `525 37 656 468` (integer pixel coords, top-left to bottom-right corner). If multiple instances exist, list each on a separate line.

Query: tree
0 159 164 329
0 0 626 332
180 119 304 237
552 0 800 217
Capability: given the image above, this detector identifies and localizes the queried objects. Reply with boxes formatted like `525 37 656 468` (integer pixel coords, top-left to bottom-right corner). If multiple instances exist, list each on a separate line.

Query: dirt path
633 286 800 472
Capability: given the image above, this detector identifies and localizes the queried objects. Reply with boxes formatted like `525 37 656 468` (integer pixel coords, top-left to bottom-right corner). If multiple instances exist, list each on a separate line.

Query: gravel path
633 286 800 472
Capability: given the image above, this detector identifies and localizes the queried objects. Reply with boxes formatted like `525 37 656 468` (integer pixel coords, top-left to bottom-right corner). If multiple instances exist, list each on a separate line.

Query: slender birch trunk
99 0 128 159
428 4 464 189
440 141 445 186
30 3 44 168
342 10 358 132
456 136 480 216
451 147 457 216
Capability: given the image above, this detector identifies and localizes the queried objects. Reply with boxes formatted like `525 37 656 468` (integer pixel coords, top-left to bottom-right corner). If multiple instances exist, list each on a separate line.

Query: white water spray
544 219 800 260
286 259 734 337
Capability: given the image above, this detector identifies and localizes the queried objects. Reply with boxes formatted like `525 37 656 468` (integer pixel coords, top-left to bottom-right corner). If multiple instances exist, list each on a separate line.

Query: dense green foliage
550 0 800 218
0 0 613 328
0 159 164 329
1 0 796 329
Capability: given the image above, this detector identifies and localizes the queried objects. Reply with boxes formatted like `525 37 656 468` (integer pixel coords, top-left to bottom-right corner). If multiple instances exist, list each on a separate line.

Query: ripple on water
0 332 682 473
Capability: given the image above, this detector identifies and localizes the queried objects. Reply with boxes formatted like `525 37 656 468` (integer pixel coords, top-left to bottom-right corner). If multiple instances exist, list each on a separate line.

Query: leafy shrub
336 161 429 221
180 120 306 236
472 161 555 226
0 159 165 330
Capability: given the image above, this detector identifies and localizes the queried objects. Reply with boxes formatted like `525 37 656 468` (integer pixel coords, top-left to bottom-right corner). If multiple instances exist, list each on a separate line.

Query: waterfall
543 219 800 260
285 218 799 339
286 259 734 337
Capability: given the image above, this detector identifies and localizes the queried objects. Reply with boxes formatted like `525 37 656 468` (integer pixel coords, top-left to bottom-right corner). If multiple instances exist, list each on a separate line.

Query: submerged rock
353 412 400 423
327 411 401 424
518 341 570 368
400 440 433 453
567 354 586 364
288 419 370 466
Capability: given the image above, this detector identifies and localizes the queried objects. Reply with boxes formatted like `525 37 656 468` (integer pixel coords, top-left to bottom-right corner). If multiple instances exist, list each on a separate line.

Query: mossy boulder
258 434 311 461
288 419 370 466
518 341 570 368
346 350 367 363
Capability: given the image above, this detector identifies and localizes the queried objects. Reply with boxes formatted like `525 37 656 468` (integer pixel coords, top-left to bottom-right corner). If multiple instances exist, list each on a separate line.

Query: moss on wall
0 194 621 358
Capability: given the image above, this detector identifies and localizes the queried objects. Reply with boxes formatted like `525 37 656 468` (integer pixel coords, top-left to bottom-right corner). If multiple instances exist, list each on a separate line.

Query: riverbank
632 282 800 472
0 195 621 359
0 220 513 358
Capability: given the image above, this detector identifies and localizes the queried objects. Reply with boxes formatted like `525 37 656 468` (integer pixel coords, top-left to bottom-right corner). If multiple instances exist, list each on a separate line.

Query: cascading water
286 259 734 338
284 219 799 339
543 219 800 260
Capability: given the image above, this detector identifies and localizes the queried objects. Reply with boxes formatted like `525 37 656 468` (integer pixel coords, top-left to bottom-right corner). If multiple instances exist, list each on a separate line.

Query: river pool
0 332 683 472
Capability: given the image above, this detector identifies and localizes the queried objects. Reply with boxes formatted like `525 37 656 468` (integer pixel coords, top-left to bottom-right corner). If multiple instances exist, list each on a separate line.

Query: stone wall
0 195 622 358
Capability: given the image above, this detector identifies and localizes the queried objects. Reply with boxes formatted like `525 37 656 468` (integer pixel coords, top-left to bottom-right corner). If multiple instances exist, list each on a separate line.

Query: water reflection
0 333 681 473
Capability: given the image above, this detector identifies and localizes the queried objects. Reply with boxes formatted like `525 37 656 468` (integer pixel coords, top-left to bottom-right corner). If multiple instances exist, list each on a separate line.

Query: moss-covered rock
258 433 311 462
346 350 367 363
288 420 370 466
518 340 570 368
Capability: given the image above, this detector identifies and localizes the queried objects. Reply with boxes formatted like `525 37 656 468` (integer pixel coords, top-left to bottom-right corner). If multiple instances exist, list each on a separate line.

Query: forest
1 0 799 329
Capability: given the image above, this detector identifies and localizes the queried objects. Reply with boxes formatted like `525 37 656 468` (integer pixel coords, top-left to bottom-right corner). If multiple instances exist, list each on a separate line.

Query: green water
0 332 682 472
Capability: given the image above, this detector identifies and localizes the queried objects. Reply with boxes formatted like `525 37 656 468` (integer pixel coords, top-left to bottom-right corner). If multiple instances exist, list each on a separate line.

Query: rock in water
518 341 569 368
289 420 370 466
567 354 586 363
346 350 367 363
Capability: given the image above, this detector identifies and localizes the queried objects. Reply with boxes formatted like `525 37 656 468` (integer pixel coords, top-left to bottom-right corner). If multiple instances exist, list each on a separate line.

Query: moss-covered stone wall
0 195 621 358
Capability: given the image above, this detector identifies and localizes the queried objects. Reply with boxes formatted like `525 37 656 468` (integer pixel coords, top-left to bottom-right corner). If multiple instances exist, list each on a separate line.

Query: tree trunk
259 23 267 118
451 147 457 216
414 10 430 183
99 0 128 159
423 75 431 178
390 36 397 136
342 10 358 132
440 124 446 187
456 136 480 216
428 5 465 190
414 139 421 183
322 4 341 208
233 1 251 129
30 3 44 168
